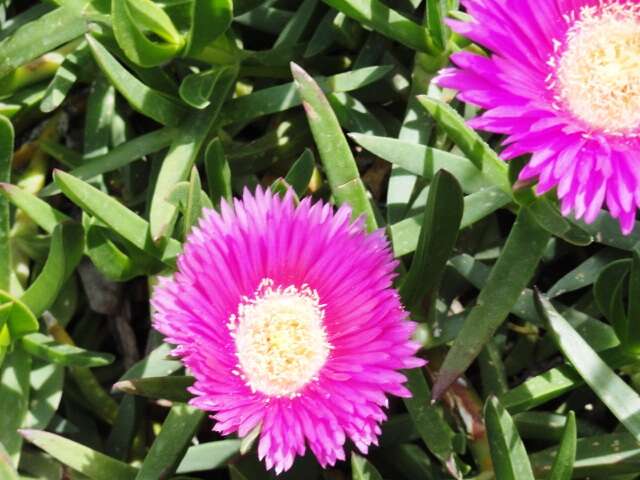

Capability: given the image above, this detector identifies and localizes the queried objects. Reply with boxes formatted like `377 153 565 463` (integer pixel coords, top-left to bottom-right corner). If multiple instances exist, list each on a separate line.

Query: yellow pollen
555 1 640 133
230 279 330 398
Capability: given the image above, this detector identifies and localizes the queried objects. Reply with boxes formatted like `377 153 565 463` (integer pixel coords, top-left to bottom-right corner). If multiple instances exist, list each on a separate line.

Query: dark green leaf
112 376 194 403
399 170 462 311
432 208 550 399
204 138 232 206
135 404 204 480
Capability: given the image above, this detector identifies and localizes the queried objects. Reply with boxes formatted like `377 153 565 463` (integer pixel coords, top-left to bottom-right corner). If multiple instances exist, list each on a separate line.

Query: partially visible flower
436 0 640 233
152 188 424 473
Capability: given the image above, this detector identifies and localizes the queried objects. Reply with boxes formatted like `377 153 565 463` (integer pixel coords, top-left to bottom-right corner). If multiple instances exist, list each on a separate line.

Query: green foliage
0 1 639 479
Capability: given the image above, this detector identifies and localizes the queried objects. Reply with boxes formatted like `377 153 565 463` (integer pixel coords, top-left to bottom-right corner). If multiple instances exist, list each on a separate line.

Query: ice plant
436 0 640 233
151 188 424 473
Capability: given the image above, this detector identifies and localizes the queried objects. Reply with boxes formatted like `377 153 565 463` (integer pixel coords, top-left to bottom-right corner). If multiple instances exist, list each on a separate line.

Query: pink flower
151 188 424 473
436 0 640 233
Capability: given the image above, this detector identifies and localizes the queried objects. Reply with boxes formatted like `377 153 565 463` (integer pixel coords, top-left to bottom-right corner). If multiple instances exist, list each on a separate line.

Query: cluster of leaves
1 0 640 479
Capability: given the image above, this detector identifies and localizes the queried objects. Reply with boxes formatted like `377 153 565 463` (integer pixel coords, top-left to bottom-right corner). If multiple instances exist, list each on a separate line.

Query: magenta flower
436 0 640 233
151 188 424 473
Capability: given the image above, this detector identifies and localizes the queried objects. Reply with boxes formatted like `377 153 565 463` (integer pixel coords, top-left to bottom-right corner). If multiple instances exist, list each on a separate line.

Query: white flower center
554 1 640 134
229 279 331 398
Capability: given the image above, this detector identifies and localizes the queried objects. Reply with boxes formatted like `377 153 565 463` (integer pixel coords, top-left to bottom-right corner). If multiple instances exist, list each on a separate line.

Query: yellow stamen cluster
555 1 640 134
230 279 331 398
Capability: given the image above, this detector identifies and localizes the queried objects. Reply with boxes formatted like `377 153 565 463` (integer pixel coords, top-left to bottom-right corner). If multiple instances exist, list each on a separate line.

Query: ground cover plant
1 0 640 479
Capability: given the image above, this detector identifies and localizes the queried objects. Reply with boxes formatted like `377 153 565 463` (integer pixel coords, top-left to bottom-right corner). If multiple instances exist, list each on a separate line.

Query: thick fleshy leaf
112 376 194 402
530 432 640 477
134 404 204 480
535 292 640 441
176 440 241 474
21 333 114 368
149 65 237 240
417 96 512 194
41 127 175 197
220 65 392 126
184 0 233 56
86 35 188 126
0 346 30 466
351 453 383 480
322 0 435 53
432 208 550 399
0 6 87 79
547 411 576 480
112 0 183 67
399 170 463 311
291 62 376 230
53 170 181 265
0 296 37 341
203 138 232 206
0 183 70 233
20 223 84 318
20 429 137 480
403 368 460 476
0 117 12 291
485 395 535 480
390 187 511 257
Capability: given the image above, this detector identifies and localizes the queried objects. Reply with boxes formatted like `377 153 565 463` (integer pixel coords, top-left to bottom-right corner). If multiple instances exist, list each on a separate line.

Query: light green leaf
20 223 84 318
0 346 30 466
485 395 535 480
176 440 241 474
86 35 188 126
417 96 512 194
112 0 183 67
20 429 137 480
149 65 238 240
291 62 376 231
351 452 383 480
547 411 576 480
184 0 233 57
53 170 181 265
0 116 12 291
0 183 70 233
535 292 640 441
349 133 496 194
0 7 87 79
322 0 435 53
0 293 39 340
21 332 114 368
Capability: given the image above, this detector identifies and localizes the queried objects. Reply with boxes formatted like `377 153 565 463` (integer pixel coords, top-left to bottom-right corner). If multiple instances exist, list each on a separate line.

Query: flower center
555 1 640 134
230 279 331 398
